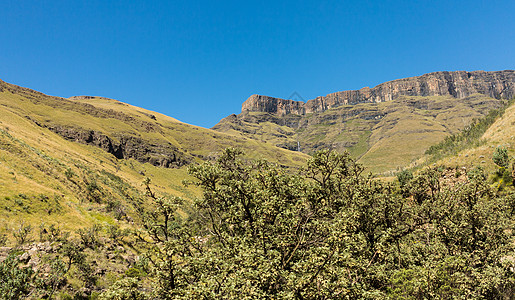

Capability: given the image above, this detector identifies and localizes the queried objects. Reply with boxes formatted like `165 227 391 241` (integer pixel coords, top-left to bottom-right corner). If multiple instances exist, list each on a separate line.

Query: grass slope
214 94 502 174
417 99 515 174
0 79 308 238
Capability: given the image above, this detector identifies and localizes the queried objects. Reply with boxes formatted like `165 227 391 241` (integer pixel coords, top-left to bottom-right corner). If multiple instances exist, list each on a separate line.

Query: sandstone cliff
242 70 515 116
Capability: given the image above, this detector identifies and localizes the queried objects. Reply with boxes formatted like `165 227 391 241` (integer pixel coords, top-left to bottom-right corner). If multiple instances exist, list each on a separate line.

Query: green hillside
214 94 502 174
0 79 308 235
0 79 514 299
415 98 515 178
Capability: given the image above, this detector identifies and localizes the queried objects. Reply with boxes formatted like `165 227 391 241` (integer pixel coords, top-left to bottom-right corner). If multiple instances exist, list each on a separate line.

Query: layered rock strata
242 70 515 116
30 121 188 167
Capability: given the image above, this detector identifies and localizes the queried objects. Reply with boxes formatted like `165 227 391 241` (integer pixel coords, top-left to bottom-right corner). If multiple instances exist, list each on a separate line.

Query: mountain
1 74 514 298
0 79 307 233
213 70 515 173
1 70 513 231
239 70 515 115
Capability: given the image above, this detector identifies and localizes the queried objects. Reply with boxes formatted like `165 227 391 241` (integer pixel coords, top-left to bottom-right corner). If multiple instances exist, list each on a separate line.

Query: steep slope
0 79 308 235
423 99 515 172
214 70 514 173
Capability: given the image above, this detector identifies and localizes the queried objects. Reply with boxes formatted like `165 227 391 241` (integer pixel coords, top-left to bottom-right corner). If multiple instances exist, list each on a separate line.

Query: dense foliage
0 253 37 299
2 149 514 299
141 149 515 299
493 146 510 169
491 146 515 191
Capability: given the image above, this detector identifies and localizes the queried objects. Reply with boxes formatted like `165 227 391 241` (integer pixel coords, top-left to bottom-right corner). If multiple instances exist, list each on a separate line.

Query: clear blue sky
1 0 514 128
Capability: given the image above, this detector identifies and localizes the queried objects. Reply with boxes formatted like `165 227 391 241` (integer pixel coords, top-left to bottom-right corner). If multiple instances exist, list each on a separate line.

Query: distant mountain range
239 70 515 115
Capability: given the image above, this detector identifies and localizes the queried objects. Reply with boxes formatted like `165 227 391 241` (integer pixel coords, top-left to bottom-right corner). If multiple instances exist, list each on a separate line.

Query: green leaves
0 253 36 300
493 146 510 168
143 148 515 299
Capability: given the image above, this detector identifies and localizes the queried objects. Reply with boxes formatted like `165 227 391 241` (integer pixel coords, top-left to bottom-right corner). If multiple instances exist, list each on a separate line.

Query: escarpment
242 70 515 116
215 70 514 173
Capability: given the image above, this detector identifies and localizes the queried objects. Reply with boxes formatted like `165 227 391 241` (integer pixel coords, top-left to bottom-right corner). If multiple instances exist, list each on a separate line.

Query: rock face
242 95 306 116
32 122 188 167
242 70 515 116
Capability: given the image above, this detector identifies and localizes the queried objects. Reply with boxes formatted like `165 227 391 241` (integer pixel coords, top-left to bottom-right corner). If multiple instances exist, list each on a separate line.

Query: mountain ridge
241 70 515 116
215 70 515 173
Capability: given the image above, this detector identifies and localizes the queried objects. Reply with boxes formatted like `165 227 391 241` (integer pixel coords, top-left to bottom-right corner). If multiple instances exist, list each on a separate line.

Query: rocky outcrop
242 70 515 116
69 95 117 101
242 95 306 115
32 122 188 167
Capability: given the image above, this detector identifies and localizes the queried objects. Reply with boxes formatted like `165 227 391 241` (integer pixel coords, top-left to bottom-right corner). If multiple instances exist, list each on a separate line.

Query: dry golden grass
0 79 308 237
214 94 501 174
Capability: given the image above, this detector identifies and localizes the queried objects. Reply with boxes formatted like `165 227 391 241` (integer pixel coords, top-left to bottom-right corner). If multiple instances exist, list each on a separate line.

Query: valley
0 70 514 299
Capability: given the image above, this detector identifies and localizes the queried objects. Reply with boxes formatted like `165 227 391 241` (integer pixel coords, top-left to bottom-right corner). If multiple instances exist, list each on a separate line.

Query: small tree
493 146 510 168
397 169 413 187
13 223 33 245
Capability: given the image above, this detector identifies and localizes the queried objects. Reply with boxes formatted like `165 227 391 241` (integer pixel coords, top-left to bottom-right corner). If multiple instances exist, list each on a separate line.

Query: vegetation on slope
4 149 510 299
425 98 514 162
214 94 503 173
0 79 308 235
1 77 514 298
0 79 309 298
403 97 515 193
137 149 514 299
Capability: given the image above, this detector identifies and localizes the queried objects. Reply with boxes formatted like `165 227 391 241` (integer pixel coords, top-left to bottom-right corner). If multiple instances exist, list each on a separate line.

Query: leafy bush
106 200 127 220
141 148 515 298
0 253 37 299
0 234 7 246
13 223 33 245
99 277 147 300
493 146 510 168
64 168 75 180
106 224 129 243
77 224 101 249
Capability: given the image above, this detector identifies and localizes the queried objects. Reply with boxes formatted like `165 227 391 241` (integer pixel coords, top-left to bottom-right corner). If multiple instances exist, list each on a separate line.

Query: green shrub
0 253 37 299
98 277 147 300
397 169 413 188
64 168 75 180
13 223 33 245
0 234 7 246
77 225 101 249
493 146 510 168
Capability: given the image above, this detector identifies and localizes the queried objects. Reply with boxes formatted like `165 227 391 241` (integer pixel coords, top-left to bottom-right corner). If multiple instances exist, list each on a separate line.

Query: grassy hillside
0 79 308 237
0 79 513 299
214 94 502 174
414 98 515 176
